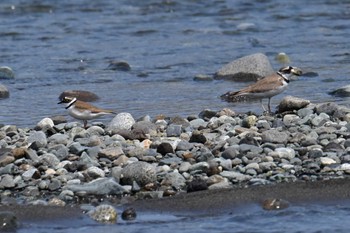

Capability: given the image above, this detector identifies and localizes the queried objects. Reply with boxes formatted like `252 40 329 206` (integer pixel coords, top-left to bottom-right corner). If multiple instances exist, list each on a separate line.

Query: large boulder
214 53 274 81
59 90 99 102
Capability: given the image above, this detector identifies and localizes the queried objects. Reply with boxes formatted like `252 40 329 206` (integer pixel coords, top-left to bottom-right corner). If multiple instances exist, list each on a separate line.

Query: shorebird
58 96 116 128
220 66 302 112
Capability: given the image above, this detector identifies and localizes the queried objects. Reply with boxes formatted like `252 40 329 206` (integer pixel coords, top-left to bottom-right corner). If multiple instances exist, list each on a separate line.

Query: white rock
320 157 336 165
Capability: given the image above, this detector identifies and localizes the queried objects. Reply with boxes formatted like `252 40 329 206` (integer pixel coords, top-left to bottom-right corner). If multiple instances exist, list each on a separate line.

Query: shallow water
17 200 350 233
0 0 350 127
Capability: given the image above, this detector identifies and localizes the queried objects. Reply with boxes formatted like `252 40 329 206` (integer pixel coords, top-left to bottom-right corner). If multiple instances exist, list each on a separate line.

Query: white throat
65 98 77 109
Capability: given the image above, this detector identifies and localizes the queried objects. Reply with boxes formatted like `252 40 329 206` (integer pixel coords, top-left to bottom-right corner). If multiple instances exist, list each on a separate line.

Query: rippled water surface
1 0 350 231
17 200 350 233
1 0 350 127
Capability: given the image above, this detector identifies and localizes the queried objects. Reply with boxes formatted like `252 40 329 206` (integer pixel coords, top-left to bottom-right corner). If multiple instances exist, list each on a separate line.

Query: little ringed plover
58 96 116 128
220 66 302 113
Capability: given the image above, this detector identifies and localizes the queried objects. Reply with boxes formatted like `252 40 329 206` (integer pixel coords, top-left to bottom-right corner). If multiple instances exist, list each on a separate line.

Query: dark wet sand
1 178 350 222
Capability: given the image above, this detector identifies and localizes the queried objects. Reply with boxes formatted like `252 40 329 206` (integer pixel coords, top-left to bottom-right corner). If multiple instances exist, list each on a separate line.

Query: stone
189 131 207 144
27 131 47 149
86 166 105 178
0 66 15 79
261 129 289 144
187 177 208 192
98 147 124 160
221 147 239 159
88 204 118 223
166 124 182 137
59 90 99 102
157 142 175 155
0 155 15 167
160 172 186 190
107 60 131 71
214 53 274 81
67 178 127 195
0 174 15 188
120 161 156 186
0 84 9 98
277 96 310 113
320 157 336 166
36 118 55 130
329 85 350 97
108 112 135 132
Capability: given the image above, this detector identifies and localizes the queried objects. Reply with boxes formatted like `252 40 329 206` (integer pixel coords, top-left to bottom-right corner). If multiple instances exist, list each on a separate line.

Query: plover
58 96 116 128
220 66 302 112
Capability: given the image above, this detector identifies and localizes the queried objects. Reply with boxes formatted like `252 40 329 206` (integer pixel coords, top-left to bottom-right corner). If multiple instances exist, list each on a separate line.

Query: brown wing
75 100 115 113
235 74 284 95
220 73 284 102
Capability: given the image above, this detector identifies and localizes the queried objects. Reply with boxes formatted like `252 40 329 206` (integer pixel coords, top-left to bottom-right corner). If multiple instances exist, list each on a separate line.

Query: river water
1 0 350 127
1 0 350 232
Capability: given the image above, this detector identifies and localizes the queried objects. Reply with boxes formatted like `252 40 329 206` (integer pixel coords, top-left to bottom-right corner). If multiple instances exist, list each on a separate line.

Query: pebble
0 99 349 218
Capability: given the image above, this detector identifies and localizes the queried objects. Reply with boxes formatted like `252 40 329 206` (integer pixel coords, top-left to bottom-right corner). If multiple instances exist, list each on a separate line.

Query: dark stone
198 109 217 120
187 177 208 192
59 90 99 102
221 147 239 159
0 84 9 99
157 142 175 155
324 142 344 152
121 208 137 221
189 131 207 144
107 61 131 71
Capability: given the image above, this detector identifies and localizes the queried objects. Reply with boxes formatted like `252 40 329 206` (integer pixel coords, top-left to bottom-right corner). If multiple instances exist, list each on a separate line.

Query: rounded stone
277 96 310 113
59 90 99 102
88 204 118 223
121 161 156 186
0 84 9 98
108 112 135 132
214 53 274 81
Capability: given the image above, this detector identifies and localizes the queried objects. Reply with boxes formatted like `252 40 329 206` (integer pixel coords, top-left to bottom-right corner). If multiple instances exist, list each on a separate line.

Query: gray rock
0 174 15 188
214 53 274 81
36 118 54 130
220 171 252 182
48 134 69 145
166 124 182 137
0 84 9 98
86 166 105 178
132 121 157 136
98 147 124 160
278 96 310 113
189 118 207 129
189 162 209 173
48 179 62 191
121 161 156 186
161 172 186 190
39 153 60 168
28 131 47 149
68 142 86 155
176 140 194 151
0 66 15 79
329 85 350 97
108 112 135 132
67 178 127 195
22 168 40 181
261 129 289 144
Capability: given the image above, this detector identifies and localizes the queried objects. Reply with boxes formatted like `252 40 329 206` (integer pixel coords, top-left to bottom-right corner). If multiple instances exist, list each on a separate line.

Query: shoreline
1 178 350 222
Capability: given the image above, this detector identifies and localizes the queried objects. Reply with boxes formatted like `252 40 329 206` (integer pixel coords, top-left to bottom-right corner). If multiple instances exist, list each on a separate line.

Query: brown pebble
121 207 137 221
262 198 289 210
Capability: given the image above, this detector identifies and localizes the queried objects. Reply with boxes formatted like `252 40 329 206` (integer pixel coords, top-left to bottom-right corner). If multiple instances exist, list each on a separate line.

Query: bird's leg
260 99 267 113
83 120 88 129
268 98 272 113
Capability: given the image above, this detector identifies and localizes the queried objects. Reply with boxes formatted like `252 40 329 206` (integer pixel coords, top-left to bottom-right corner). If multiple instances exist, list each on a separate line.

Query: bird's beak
57 100 64 104
291 67 302 76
